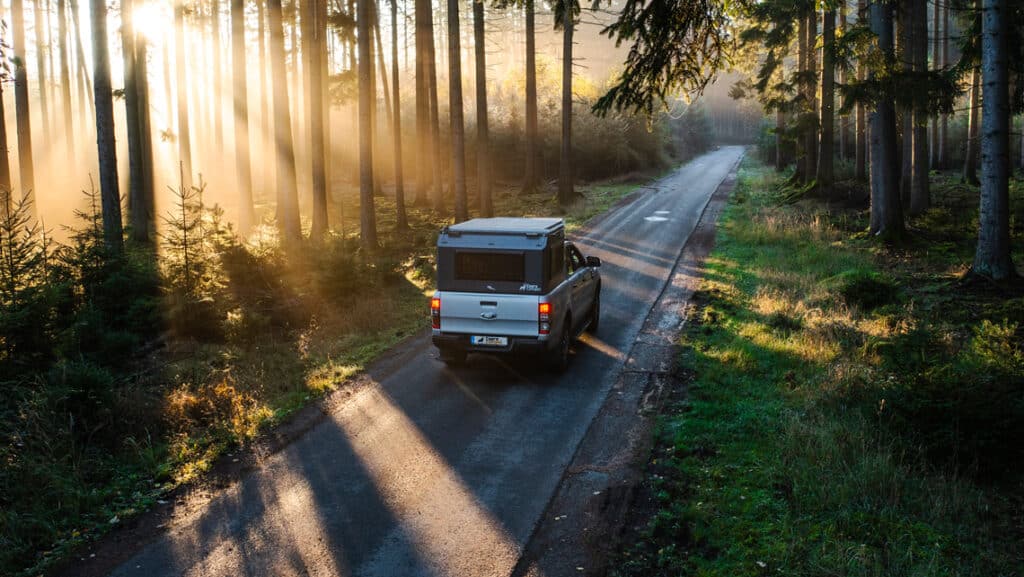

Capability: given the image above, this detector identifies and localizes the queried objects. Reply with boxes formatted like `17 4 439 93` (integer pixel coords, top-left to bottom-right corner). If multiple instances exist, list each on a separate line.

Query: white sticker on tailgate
471 336 509 346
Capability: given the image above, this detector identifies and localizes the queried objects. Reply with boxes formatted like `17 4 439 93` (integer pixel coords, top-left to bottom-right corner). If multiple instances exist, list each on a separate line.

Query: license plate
471 336 508 346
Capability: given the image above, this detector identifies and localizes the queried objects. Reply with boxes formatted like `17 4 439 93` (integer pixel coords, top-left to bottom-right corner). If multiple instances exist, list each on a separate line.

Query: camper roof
444 217 564 237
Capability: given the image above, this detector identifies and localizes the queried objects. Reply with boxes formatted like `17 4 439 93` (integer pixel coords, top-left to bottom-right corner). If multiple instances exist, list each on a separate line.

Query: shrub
828 269 900 311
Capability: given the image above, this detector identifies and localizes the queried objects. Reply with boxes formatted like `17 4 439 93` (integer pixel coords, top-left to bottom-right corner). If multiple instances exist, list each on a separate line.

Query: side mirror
586 256 601 268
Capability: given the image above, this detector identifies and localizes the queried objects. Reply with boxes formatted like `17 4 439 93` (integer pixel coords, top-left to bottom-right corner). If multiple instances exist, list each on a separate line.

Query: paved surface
101 146 746 577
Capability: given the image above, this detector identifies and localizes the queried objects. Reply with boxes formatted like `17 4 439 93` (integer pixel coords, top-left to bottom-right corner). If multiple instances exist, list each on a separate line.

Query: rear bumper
432 333 550 355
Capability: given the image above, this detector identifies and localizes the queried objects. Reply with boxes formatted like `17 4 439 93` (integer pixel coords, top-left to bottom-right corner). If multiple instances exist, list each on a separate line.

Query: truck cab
430 218 602 371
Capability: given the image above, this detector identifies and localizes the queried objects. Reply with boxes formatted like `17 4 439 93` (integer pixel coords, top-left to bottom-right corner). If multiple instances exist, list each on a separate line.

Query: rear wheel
548 321 571 372
439 348 467 366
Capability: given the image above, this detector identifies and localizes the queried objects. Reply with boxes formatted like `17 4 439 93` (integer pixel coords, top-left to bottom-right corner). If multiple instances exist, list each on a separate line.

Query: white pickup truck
430 217 602 371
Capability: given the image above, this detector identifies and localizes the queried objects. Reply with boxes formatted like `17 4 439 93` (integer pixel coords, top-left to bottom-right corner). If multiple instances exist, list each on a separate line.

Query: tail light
431 297 441 329
538 302 552 335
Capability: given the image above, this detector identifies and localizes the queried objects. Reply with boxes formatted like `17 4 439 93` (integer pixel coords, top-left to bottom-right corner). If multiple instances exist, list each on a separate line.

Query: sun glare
132 1 170 46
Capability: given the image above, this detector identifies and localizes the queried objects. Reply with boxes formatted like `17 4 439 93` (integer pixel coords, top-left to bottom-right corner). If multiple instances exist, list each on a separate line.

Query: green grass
1 177 649 577
613 158 1023 577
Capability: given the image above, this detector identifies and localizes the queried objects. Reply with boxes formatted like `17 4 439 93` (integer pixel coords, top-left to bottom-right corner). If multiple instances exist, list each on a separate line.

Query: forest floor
609 156 1024 576
5 174 655 577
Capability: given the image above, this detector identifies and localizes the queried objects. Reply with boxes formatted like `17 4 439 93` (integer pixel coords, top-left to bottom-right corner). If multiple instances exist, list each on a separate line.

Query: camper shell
436 217 566 295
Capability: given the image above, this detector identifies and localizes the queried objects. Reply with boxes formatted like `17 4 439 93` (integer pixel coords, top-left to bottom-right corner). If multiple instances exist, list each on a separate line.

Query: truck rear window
455 252 525 282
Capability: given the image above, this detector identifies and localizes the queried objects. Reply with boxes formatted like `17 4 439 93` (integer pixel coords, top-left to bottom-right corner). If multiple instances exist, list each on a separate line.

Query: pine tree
232 0 254 233
447 0 468 222
971 0 1015 279
392 0 409 230
473 0 492 217
358 0 378 248
268 0 301 240
91 0 123 254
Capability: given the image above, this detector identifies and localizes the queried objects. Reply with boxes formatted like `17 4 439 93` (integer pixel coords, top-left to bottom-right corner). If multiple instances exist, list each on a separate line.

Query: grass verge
613 157 1024 576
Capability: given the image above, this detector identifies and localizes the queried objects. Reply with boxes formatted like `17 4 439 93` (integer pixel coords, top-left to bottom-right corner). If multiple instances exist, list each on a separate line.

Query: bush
828 269 900 311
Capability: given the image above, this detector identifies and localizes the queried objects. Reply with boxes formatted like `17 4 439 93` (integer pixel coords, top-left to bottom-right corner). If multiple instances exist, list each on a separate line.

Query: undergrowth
613 157 1023 576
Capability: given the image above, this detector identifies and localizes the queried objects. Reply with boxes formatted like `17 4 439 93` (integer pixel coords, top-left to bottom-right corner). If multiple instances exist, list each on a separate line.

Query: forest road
98 145 746 577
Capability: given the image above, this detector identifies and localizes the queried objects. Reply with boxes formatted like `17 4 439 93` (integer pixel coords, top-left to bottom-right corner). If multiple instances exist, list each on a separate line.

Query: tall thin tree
855 0 867 180
971 0 1014 279
868 0 903 239
524 0 538 191
307 0 329 237
121 0 152 243
555 0 578 206
908 0 929 214
269 0 300 240
174 0 194 189
414 0 432 206
392 0 409 229
92 0 124 253
232 0 253 233
817 8 835 197
56 0 73 158
473 0 492 217
358 0 378 247
33 0 50 140
448 0 468 222
11 0 35 207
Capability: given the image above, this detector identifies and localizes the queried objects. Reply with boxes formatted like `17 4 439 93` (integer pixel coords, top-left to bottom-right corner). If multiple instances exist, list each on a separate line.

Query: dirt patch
510 154 741 577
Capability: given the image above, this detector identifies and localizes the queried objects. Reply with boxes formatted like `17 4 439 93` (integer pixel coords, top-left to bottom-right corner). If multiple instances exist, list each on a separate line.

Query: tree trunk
796 14 807 182
358 0 378 248
232 0 254 233
211 0 224 152
524 0 538 191
972 0 1014 279
308 0 328 238
868 0 903 239
448 0 468 221
11 0 35 208
909 0 929 215
0 77 12 206
939 0 949 167
69 0 94 139
34 0 50 141
557 10 574 206
269 0 300 240
817 9 835 197
473 0 492 217
426 6 444 215
839 3 849 160
56 0 73 159
930 0 940 168
963 65 981 184
174 1 194 190
855 0 867 181
775 110 786 171
258 0 273 202
804 11 817 184
392 0 408 230
91 0 123 254
898 0 913 205
414 0 432 206
121 0 151 244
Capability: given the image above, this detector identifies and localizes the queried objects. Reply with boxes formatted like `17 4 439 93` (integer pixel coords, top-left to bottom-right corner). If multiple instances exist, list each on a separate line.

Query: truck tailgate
440 292 539 337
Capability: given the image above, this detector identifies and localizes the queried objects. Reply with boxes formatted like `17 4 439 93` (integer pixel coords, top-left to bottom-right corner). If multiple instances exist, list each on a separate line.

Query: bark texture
232 0 254 233
868 1 904 239
817 9 835 197
473 0 492 217
972 0 1015 279
358 0 378 248
91 0 123 253
448 0 468 222
269 0 300 240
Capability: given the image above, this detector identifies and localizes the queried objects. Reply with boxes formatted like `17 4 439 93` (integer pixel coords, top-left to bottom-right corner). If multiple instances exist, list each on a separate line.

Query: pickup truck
430 217 602 371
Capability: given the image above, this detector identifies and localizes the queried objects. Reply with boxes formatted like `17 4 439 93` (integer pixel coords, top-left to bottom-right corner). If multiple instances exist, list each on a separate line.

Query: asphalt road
104 145 746 577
